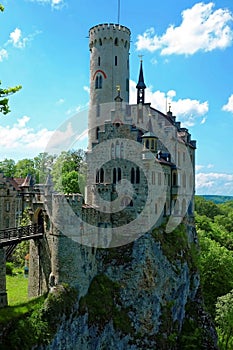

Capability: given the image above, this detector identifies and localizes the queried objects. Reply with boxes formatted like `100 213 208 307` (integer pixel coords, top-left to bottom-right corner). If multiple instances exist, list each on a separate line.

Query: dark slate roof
136 61 146 89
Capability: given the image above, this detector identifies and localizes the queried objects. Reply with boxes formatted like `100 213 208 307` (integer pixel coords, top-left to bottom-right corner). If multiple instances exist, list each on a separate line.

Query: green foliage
199 232 233 317
51 149 85 194
0 295 46 325
215 290 233 350
0 81 22 115
79 274 132 334
61 170 80 194
153 223 189 264
6 262 14 275
0 285 77 349
33 152 55 183
15 158 36 178
195 196 221 220
0 158 16 177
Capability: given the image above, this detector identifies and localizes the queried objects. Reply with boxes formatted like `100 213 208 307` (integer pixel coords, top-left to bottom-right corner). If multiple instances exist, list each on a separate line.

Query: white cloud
222 94 233 113
196 172 233 195
0 48 8 61
129 80 208 127
56 98 65 105
28 0 65 9
0 116 54 159
136 2 233 55
196 164 214 172
8 28 41 49
83 86 90 94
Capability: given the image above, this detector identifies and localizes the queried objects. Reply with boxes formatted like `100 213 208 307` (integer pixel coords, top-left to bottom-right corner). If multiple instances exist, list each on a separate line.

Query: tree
15 158 36 178
195 196 221 220
51 149 85 194
34 152 56 183
0 158 16 177
199 232 233 317
215 290 233 350
0 6 22 115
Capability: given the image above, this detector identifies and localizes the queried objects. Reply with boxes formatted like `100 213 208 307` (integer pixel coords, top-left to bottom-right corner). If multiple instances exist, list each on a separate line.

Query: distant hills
198 195 233 204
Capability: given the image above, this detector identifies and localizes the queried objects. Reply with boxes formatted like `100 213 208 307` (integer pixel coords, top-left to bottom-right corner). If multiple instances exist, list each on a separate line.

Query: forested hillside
195 196 233 350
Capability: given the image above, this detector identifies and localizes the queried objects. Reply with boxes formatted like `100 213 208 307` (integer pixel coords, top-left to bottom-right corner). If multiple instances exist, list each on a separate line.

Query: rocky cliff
37 222 218 350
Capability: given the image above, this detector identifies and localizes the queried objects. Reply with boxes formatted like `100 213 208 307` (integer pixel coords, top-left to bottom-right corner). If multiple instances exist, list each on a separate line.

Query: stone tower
88 23 131 148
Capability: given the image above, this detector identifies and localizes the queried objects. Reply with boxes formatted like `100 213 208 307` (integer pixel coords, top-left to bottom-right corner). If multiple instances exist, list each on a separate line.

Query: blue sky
0 0 233 195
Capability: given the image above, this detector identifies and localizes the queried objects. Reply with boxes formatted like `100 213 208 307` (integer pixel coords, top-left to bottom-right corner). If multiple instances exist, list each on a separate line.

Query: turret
89 23 131 107
136 59 146 104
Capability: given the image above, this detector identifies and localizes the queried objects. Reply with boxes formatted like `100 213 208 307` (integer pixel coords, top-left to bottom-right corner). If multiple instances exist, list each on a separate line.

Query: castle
1 23 196 305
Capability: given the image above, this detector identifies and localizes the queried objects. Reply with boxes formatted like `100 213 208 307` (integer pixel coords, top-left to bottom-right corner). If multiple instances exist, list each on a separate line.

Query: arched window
95 76 99 89
95 75 103 89
99 75 103 89
118 168 121 182
124 40 128 48
116 140 120 158
113 168 117 184
98 56 101 66
96 169 100 183
114 37 118 46
146 139 149 149
151 139 154 149
99 38 102 46
115 56 118 66
136 167 140 184
100 168 104 183
131 168 135 184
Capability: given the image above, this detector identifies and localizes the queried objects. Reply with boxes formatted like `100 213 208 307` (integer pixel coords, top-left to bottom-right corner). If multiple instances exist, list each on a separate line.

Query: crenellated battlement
89 23 131 36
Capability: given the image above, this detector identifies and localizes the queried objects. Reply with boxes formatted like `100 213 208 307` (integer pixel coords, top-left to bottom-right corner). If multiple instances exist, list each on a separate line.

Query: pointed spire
136 58 146 104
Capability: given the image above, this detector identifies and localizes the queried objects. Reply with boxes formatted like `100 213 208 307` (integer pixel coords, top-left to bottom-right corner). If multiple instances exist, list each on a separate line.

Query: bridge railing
0 224 43 247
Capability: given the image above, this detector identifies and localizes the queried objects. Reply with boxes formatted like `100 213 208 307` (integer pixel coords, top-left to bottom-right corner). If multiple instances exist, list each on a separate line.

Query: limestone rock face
40 224 218 350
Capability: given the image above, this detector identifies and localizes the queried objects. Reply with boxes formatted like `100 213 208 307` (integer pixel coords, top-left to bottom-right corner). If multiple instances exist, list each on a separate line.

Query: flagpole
118 0 120 24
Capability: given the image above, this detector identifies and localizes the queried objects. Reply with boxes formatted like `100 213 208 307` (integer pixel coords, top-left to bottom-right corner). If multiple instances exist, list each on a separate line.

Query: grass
6 269 29 305
0 295 46 325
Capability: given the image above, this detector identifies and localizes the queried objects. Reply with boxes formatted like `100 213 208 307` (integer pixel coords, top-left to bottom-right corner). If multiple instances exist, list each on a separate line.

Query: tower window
99 38 102 46
131 168 135 184
98 56 101 66
115 56 118 66
95 75 103 89
114 38 118 46
95 76 99 89
99 75 102 88
113 168 117 184
100 168 104 183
